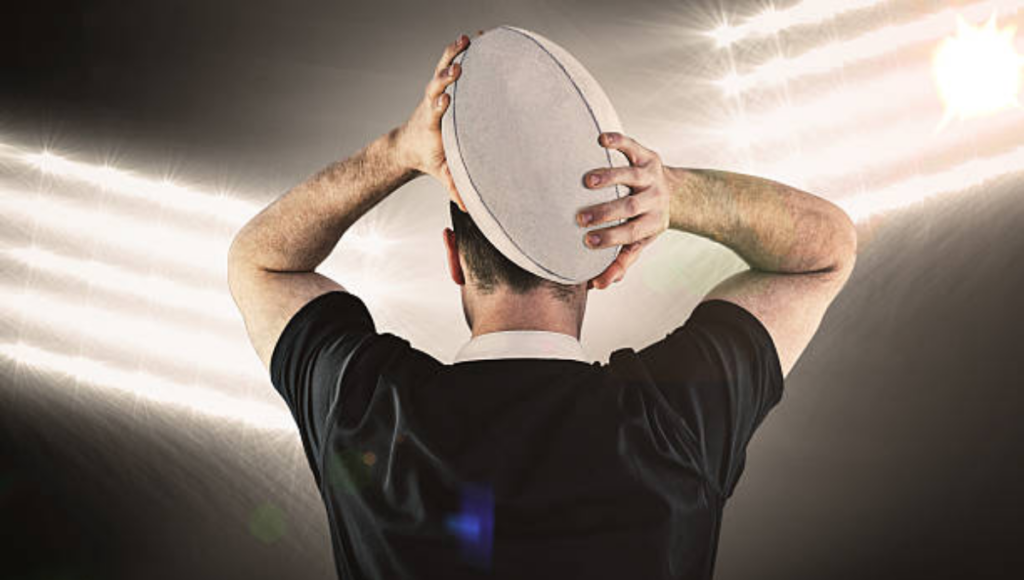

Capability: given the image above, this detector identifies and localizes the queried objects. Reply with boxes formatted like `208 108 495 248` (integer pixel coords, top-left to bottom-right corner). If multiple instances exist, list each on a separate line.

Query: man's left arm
228 33 472 371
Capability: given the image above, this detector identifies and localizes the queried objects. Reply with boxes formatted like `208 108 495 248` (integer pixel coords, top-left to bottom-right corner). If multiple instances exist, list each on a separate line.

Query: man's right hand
578 131 672 290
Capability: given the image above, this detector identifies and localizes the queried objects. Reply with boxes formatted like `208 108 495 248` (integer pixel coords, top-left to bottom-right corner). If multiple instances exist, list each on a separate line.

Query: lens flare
708 0 888 48
933 12 1022 127
716 0 1024 96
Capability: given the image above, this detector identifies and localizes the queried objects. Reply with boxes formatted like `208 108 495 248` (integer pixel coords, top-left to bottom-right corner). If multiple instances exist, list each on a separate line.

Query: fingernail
587 234 600 246
588 174 601 186
437 94 445 107
447 65 455 76
578 212 592 226
604 133 615 144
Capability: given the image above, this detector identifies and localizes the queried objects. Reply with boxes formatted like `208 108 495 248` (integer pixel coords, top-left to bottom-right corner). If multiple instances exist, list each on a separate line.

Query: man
228 32 857 580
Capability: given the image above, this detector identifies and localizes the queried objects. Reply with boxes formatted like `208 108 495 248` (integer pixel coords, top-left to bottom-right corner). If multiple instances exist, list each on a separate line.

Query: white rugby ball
441 25 629 285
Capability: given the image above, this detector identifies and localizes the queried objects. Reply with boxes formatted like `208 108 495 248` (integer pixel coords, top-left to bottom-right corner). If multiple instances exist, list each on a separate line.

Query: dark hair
449 201 579 303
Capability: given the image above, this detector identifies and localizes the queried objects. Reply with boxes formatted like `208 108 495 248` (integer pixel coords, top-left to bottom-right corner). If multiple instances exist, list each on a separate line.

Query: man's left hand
397 33 471 212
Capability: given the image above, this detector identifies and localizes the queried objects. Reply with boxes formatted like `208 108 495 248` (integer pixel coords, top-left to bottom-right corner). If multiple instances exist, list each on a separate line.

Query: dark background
2 1 1022 579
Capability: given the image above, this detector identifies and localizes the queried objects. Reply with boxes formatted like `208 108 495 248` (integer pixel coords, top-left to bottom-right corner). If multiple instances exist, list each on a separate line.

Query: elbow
227 219 262 271
828 210 858 278
226 235 245 297
226 232 247 277
226 227 262 295
227 231 246 267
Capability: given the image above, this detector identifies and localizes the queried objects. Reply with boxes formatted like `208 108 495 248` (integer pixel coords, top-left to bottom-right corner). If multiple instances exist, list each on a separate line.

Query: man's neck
471 320 579 340
469 292 581 340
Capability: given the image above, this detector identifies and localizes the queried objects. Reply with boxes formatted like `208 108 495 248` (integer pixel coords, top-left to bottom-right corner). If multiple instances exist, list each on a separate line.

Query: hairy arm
666 166 858 376
227 34 472 372
227 127 419 370
667 168 857 275
229 128 417 273
575 131 856 377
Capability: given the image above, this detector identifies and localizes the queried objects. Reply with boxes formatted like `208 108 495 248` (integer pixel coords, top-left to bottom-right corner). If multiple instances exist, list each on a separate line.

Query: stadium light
837 143 1024 220
23 150 259 225
710 0 889 48
0 285 264 381
5 246 238 321
0 341 293 432
716 0 1024 96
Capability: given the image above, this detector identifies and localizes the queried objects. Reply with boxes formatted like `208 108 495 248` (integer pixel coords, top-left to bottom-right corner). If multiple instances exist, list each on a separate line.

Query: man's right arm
665 167 858 377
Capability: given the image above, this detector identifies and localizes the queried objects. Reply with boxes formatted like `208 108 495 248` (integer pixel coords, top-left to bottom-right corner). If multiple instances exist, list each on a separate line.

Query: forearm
228 127 419 273
665 166 857 274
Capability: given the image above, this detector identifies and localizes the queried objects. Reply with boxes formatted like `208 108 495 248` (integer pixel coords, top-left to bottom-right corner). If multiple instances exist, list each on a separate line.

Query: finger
427 61 461 101
435 34 470 77
598 132 658 167
583 212 663 249
591 262 622 289
592 253 628 288
591 263 619 289
434 91 450 114
591 235 655 288
577 189 654 228
615 234 656 272
582 164 650 192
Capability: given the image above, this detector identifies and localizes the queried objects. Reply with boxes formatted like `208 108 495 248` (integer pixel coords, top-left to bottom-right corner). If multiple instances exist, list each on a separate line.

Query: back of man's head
449 201 581 304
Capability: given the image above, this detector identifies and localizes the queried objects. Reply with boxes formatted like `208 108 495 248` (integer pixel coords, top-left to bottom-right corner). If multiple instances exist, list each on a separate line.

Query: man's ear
443 227 465 286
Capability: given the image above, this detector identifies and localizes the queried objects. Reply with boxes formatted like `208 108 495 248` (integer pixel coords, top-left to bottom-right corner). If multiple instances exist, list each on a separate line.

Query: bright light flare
717 0 1024 95
720 67 936 148
0 190 230 276
933 12 1022 126
837 143 1024 221
0 144 422 433
22 150 258 225
4 246 237 321
752 103 1024 185
0 341 293 432
710 24 744 48
0 286 263 381
710 0 889 48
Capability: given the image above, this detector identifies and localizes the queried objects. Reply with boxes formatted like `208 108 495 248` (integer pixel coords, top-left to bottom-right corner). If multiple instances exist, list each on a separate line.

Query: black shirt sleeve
636 299 785 499
269 290 389 484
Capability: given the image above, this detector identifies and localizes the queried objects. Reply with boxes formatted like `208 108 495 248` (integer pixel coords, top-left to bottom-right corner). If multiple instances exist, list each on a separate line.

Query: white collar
453 330 589 363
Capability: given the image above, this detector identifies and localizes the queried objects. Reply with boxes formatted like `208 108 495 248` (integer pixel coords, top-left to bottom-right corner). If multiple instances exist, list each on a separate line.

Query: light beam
0 285 264 381
4 246 237 321
718 66 935 148
837 143 1024 221
710 0 889 48
0 341 293 432
22 150 259 225
753 107 1024 185
0 189 230 276
717 0 1024 96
